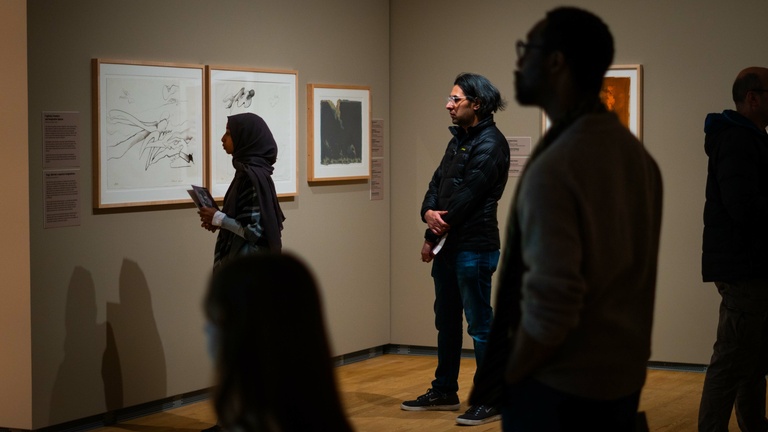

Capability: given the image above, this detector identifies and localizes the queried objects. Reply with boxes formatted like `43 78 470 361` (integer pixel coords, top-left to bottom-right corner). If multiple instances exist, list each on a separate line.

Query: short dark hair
454 72 506 119
732 72 763 104
541 7 614 94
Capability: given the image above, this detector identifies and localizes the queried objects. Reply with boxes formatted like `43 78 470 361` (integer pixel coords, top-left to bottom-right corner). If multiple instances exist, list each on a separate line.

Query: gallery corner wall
0 0 32 429
14 0 768 429
388 0 768 365
24 1 390 429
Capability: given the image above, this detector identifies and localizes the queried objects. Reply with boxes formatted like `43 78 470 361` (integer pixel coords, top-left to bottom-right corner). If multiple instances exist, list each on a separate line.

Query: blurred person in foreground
204 254 354 432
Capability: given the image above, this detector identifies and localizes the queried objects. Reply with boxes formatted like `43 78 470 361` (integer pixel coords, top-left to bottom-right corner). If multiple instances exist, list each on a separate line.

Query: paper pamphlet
188 185 219 210
432 234 448 255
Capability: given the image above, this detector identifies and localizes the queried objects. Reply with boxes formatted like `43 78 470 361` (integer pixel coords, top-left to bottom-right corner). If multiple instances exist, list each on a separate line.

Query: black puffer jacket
702 109 768 282
421 116 510 253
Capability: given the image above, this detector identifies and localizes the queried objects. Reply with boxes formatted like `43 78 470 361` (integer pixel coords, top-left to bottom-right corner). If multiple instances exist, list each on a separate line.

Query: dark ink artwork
320 98 362 165
223 87 256 111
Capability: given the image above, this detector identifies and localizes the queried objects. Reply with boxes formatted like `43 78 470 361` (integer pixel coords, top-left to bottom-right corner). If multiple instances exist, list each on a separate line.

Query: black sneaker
455 405 501 426
401 388 461 411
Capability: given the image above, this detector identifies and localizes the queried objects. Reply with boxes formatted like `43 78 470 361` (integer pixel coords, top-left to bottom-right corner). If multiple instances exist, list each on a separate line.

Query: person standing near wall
400 72 509 426
469 7 663 431
198 112 285 432
198 112 285 267
698 67 768 432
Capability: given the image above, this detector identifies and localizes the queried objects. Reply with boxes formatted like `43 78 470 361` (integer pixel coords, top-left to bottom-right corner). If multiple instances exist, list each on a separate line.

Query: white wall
390 0 768 365
0 0 31 429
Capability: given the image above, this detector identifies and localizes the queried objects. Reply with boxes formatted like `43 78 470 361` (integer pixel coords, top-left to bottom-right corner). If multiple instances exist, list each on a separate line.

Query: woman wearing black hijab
199 113 285 268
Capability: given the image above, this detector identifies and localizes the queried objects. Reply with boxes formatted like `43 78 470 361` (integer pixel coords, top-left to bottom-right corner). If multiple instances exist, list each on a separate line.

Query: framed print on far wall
208 66 298 198
92 59 205 209
541 64 643 140
307 84 371 182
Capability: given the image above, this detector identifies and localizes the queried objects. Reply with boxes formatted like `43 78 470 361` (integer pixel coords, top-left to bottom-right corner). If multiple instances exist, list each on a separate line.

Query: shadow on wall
49 267 107 424
105 259 168 408
49 260 168 425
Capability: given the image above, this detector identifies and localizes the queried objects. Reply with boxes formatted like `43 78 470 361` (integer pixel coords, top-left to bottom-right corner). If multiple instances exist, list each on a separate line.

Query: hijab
218 113 285 254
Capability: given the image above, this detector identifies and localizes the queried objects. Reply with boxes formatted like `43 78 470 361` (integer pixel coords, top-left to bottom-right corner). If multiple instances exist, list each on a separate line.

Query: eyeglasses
446 95 473 105
516 40 547 59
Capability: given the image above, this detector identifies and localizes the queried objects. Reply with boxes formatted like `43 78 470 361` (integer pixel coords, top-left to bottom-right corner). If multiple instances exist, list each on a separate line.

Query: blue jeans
699 279 768 432
431 250 499 394
501 377 640 431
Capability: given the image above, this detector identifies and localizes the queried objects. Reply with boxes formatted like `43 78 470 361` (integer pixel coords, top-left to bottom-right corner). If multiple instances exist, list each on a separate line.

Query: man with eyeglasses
469 7 663 431
699 67 768 432
400 72 509 426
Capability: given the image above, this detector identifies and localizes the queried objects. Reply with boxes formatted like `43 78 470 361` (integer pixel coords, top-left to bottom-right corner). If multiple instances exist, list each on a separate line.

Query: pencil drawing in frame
307 84 371 182
208 66 298 198
541 64 643 140
92 59 205 209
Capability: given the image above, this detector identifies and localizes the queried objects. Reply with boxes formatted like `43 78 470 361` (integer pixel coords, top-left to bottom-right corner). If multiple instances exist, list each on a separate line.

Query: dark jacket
702 109 768 282
421 116 510 253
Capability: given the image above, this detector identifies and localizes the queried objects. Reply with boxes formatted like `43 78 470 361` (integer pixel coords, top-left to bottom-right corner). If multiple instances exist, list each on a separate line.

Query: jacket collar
705 109 768 136
450 115 495 138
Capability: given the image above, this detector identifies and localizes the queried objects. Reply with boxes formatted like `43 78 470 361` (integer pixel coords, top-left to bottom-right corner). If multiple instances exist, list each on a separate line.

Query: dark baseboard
647 361 707 373
4 388 210 432
330 343 475 367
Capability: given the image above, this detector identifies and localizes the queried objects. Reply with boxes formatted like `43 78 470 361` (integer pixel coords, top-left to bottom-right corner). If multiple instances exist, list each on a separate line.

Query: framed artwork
92 59 205 209
208 67 298 198
307 84 371 182
541 64 643 140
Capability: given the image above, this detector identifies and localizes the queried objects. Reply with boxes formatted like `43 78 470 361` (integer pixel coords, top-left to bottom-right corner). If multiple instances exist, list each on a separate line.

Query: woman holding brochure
198 113 285 269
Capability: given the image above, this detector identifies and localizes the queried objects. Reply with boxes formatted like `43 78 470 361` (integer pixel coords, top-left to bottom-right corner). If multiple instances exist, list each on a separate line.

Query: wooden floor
87 354 736 432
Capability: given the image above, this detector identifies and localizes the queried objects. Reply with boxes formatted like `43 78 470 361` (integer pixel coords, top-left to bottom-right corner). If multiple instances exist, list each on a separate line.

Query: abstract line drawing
119 89 134 104
162 84 180 105
94 59 205 209
223 87 256 111
208 67 298 198
106 109 194 171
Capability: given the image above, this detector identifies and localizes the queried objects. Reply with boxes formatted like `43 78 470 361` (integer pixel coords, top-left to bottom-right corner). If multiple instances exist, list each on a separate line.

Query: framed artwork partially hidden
307 84 371 182
208 67 298 198
541 64 643 140
92 59 205 209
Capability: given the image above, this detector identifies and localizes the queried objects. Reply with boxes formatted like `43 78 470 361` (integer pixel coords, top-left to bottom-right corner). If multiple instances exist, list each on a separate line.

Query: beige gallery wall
11 0 768 429
389 0 768 365
25 0 390 428
0 0 31 429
